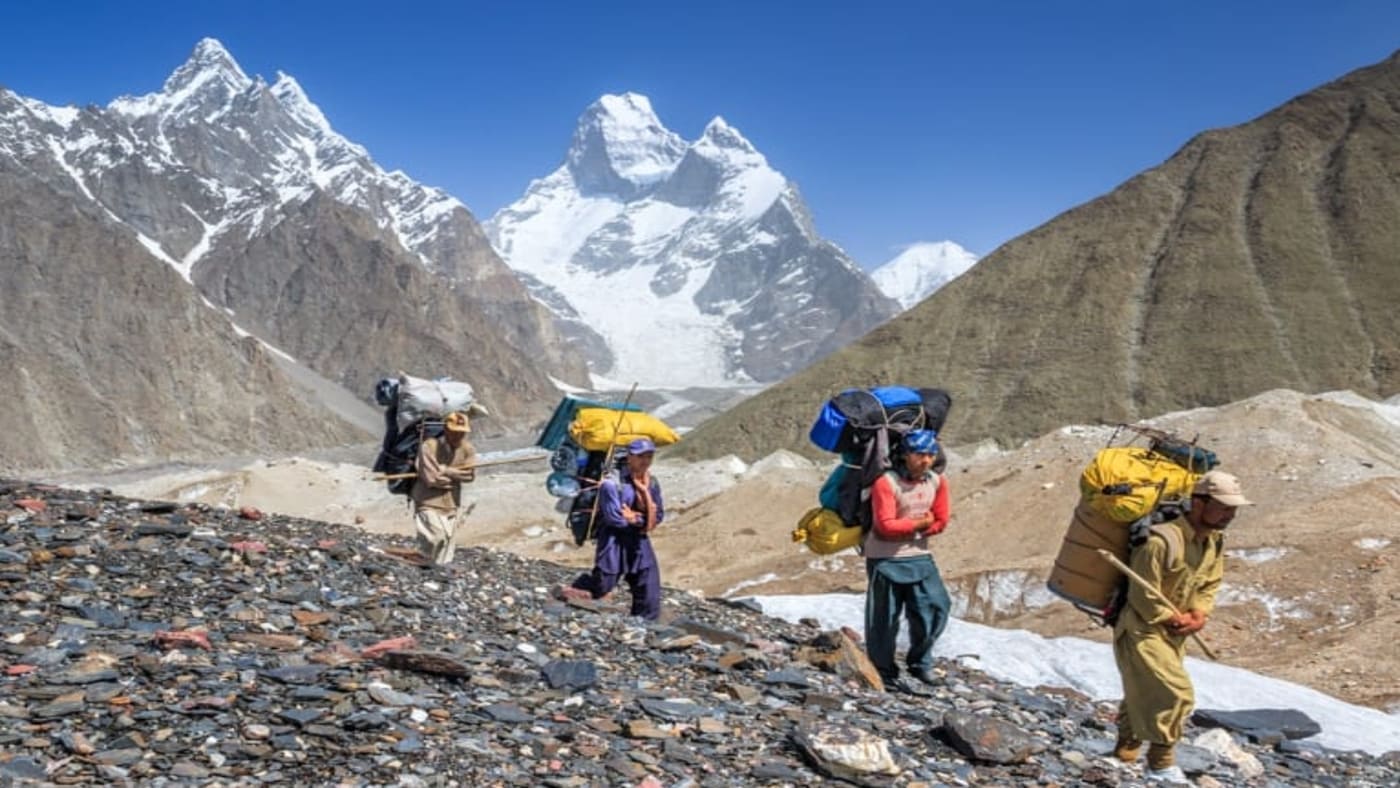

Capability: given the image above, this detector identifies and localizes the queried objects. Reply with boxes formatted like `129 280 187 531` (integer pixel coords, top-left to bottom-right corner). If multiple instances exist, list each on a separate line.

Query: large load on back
535 395 679 545
1047 425 1219 623
371 373 486 497
793 386 952 554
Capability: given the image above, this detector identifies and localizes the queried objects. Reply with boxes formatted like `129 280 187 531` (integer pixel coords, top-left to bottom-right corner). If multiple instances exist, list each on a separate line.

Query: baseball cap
1193 470 1252 506
443 412 471 433
626 437 656 455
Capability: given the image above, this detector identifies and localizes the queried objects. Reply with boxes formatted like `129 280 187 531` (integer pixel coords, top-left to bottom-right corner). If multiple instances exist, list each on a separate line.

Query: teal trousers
864 555 951 679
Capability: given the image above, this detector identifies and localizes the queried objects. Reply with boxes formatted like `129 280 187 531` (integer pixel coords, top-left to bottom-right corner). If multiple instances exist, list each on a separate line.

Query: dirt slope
68 389 1400 710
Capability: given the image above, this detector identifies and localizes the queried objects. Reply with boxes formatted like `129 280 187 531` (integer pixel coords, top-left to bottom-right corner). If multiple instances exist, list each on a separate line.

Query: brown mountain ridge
680 50 1400 460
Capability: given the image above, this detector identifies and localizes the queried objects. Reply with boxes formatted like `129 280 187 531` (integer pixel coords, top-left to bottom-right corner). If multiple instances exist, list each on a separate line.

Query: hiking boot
1147 742 1176 771
1113 729 1143 763
1145 765 1189 784
908 666 940 686
1113 739 1143 763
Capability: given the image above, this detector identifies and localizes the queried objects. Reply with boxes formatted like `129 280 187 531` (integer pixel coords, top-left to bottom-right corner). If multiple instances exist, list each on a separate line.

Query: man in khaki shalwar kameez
1113 470 1251 783
410 411 476 565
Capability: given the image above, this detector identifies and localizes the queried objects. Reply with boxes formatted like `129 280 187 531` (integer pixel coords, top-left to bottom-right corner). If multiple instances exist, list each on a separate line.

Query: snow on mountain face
488 92 899 388
8 37 470 282
0 37 588 408
870 241 979 309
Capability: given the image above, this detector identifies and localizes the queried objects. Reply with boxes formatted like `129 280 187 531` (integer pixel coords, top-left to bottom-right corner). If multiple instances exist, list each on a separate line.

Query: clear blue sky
3 1 1398 267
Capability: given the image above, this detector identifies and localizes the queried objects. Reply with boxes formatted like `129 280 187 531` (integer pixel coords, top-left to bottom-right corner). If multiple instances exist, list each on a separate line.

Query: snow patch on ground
1355 538 1391 550
722 573 780 598
952 569 1059 619
1228 547 1292 564
1215 586 1312 631
751 593 1400 755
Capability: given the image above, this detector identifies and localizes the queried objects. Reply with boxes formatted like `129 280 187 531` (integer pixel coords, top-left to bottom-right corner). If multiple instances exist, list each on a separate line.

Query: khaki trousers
414 507 460 565
1114 625 1193 745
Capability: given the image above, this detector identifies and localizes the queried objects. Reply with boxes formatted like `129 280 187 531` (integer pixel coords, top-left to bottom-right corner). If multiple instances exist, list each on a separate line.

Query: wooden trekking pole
1097 549 1219 661
371 453 548 481
583 382 639 543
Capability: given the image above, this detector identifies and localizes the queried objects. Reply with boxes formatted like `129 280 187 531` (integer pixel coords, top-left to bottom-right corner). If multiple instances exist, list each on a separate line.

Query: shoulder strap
1148 522 1184 567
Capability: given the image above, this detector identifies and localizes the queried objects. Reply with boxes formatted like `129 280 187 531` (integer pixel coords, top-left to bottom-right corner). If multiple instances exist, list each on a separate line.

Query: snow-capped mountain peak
565 92 687 197
699 116 757 153
488 93 899 388
111 37 252 118
269 71 332 132
870 240 979 309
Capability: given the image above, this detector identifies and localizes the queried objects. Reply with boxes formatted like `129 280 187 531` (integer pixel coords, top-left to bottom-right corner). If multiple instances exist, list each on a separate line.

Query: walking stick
371 453 548 481
583 382 639 543
1097 549 1219 661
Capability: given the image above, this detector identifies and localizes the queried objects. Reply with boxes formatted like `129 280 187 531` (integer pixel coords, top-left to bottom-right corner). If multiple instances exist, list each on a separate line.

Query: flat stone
278 708 325 726
723 683 764 704
791 723 900 782
638 698 708 721
342 711 389 731
624 719 675 739
1175 742 1220 775
170 761 209 778
289 686 333 701
672 618 749 646
32 696 86 720
49 666 121 685
940 710 1037 764
751 761 805 781
59 730 95 755
698 718 729 735
762 668 811 688
367 682 421 707
229 633 305 650
654 634 701 651
377 650 474 678
135 522 191 537
483 703 533 723
93 748 144 766
1192 708 1323 741
0 757 46 781
84 682 125 702
541 659 598 690
0 703 31 719
262 665 326 684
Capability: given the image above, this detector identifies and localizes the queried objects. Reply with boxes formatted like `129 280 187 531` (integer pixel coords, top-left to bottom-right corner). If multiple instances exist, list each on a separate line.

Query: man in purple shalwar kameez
561 438 665 619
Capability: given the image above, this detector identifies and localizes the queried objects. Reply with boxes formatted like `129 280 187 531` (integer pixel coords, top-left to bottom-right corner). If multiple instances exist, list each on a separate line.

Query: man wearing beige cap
1113 470 1252 784
410 411 477 565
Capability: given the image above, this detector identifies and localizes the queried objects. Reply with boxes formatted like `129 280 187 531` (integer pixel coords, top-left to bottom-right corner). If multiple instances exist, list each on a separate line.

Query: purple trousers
571 526 660 620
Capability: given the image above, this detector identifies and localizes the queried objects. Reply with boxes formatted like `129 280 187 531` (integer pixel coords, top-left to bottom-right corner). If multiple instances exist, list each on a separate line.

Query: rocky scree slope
1 480 1396 785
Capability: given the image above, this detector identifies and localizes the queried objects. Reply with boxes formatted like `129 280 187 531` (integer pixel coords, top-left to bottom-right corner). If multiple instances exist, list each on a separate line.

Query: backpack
371 373 473 498
565 450 628 545
795 386 952 554
372 417 444 497
535 395 679 545
1046 425 1219 624
395 374 482 431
